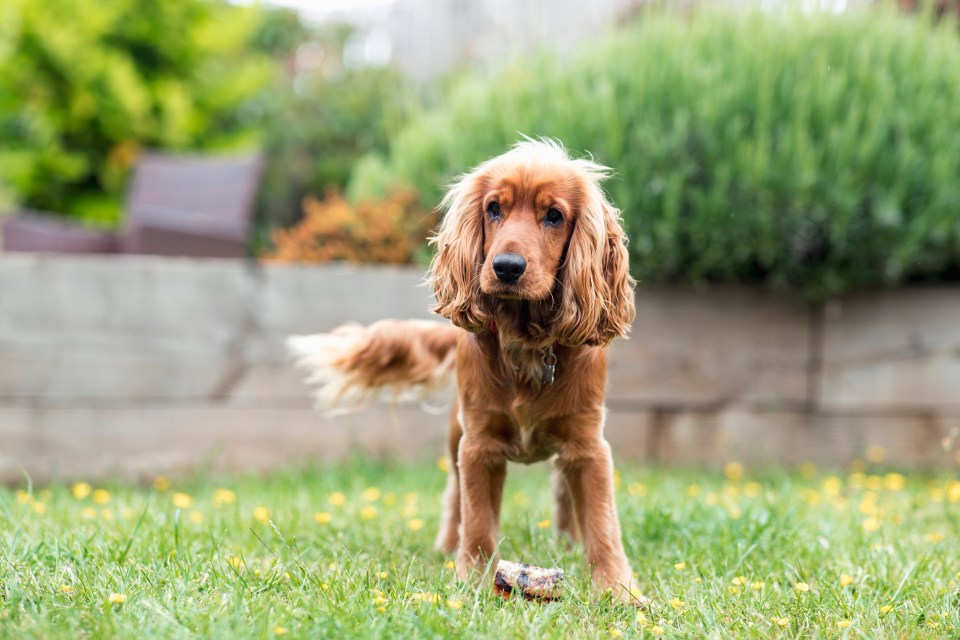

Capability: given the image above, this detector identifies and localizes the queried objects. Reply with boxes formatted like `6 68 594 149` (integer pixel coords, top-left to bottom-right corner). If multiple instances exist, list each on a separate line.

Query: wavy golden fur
289 139 642 604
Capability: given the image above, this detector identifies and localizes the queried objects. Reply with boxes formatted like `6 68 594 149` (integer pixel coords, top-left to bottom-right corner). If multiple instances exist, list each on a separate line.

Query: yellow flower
744 481 762 497
378 571 388 579
947 481 960 503
673 562 686 571
82 507 97 519
669 597 684 609
360 506 377 520
636 611 649 627
328 492 346 507
650 626 664 636
839 574 854 587
729 586 740 595
107 593 127 604
883 473 905 491
228 556 244 570
862 517 882 532
372 594 387 606
92 489 111 505
437 456 450 473
723 462 744 482
928 621 940 629
731 576 747 586
16 490 32 504
609 630 623 638
362 487 381 502
686 484 701 497
879 605 893 614
822 476 842 496
171 492 193 509
153 476 170 491
628 482 647 497
447 599 462 610
189 511 204 524
253 506 270 523
751 581 764 590
72 482 92 500
837 620 851 628
101 509 114 521
315 511 332 525
802 489 822 506
273 627 288 635
924 532 945 543
32 502 47 514
412 592 439 603
865 445 886 464
407 518 424 531
795 582 810 592
59 584 74 594
536 519 551 529
213 488 236 506
444 561 456 570
774 617 790 627
383 492 397 506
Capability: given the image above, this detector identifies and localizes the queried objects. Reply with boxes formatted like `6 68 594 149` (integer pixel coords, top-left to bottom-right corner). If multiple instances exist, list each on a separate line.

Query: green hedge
350 6 960 297
0 0 274 226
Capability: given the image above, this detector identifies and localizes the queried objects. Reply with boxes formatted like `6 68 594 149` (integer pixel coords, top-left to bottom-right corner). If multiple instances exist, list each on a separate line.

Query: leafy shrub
351 6 960 297
254 59 407 234
263 189 434 265
0 0 274 226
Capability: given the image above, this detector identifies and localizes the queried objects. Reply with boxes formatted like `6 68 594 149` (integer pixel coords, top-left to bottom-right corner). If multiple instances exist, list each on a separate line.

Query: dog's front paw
455 550 499 585
598 567 649 607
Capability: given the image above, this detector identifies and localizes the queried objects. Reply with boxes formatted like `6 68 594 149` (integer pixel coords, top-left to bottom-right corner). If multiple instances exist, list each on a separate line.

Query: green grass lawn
2 457 959 638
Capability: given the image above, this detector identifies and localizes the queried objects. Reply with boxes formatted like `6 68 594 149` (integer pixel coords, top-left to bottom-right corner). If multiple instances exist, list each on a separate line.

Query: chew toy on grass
493 560 564 601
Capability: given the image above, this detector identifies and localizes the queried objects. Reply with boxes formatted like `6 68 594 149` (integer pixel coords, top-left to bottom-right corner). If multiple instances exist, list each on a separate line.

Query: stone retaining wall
1 255 957 481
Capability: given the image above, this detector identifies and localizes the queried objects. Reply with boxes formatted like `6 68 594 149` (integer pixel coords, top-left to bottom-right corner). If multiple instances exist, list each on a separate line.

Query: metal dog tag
541 347 557 386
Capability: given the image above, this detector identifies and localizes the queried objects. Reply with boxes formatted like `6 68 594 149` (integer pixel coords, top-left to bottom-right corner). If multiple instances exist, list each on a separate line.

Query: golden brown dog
288 139 639 603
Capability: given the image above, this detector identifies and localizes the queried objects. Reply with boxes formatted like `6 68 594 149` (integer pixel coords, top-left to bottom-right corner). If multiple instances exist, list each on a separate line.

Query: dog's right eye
486 202 502 221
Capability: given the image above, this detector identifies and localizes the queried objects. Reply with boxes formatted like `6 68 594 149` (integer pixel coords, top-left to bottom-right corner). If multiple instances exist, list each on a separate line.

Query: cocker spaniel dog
288 139 639 603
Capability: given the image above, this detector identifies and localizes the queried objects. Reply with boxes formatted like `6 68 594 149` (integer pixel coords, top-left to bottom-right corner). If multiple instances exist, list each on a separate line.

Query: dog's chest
502 411 559 463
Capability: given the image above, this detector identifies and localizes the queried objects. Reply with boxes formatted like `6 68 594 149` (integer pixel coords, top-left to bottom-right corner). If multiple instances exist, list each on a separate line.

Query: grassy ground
2 456 959 639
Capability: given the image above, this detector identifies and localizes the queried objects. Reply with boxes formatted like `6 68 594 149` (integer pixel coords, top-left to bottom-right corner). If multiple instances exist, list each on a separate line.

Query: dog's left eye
545 208 563 227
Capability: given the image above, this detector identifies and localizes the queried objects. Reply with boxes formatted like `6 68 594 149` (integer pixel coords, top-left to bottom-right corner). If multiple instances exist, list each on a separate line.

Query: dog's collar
488 321 557 386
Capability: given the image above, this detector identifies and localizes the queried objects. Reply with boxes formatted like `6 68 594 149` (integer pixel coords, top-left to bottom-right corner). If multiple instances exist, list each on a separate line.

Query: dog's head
430 139 635 347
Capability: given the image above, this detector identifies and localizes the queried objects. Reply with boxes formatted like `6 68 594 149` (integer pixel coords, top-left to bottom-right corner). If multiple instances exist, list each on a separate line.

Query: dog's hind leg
552 457 580 545
435 404 463 554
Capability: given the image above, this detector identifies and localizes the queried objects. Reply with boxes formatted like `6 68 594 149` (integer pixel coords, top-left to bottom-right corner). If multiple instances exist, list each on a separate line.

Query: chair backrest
122 152 263 256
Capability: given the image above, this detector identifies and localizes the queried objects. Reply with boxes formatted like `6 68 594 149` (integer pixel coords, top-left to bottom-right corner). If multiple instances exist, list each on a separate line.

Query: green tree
0 0 273 226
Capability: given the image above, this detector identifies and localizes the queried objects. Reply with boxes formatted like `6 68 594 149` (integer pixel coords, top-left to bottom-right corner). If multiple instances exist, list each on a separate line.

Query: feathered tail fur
286 319 461 414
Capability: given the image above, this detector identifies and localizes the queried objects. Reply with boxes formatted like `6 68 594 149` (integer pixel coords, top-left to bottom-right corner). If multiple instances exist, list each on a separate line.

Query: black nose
492 253 527 284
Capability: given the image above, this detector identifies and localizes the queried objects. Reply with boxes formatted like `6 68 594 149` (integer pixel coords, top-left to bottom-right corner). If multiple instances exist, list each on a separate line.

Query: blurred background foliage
351 5 960 298
2 0 960 298
0 0 277 226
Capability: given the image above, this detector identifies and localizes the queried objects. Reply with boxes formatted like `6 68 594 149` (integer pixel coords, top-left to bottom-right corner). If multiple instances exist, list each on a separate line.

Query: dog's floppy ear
554 180 636 347
429 171 490 332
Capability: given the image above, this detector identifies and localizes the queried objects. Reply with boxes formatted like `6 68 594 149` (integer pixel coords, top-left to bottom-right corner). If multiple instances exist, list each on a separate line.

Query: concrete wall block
0 333 239 398
1 404 449 482
256 264 436 334
603 411 654 459
656 408 956 468
0 255 253 336
607 286 810 406
821 288 960 409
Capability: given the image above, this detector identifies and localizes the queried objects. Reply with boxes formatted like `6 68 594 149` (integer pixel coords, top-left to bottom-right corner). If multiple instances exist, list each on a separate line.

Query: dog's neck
484 299 561 390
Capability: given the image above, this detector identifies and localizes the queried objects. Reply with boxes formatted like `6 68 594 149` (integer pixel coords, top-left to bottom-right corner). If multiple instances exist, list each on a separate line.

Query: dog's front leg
455 432 506 583
556 417 639 605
